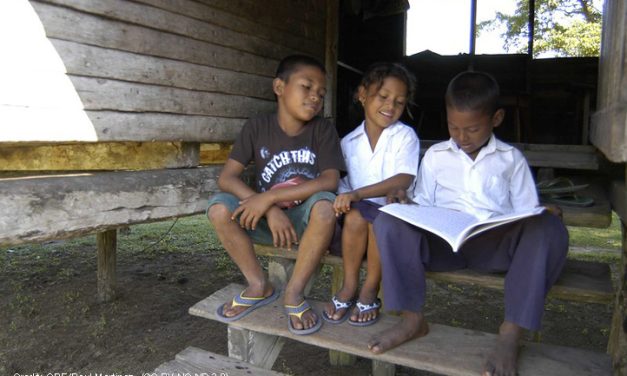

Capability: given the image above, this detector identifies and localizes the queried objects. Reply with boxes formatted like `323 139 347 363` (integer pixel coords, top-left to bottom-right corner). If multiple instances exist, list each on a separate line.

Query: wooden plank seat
189 283 612 376
253 244 615 304
155 346 287 376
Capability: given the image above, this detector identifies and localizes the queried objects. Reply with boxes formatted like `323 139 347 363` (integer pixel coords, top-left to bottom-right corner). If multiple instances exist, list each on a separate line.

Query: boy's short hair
358 62 417 104
275 54 326 82
445 71 500 115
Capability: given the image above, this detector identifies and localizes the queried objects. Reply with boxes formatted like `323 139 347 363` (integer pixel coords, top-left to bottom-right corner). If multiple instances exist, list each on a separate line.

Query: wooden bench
187 283 611 376
155 346 287 375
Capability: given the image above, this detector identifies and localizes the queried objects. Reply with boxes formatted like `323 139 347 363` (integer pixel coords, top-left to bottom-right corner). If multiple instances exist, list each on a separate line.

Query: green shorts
207 191 336 246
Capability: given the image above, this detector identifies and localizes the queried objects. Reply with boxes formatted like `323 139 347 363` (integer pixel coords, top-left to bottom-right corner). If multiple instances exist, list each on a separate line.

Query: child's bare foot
368 311 429 354
323 286 355 322
482 321 523 376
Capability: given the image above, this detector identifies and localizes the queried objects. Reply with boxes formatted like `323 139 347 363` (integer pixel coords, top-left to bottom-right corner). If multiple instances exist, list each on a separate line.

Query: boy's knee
309 199 336 225
207 203 231 225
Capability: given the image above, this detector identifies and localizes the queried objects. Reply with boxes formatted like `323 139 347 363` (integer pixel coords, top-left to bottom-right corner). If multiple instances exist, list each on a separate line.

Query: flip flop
536 177 589 195
348 298 381 327
541 194 595 208
322 295 354 324
216 288 280 323
285 300 322 335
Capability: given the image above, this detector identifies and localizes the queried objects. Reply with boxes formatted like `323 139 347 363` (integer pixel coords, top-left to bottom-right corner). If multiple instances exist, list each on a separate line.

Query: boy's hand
543 203 563 220
232 193 273 230
333 191 360 216
266 206 298 249
386 188 411 204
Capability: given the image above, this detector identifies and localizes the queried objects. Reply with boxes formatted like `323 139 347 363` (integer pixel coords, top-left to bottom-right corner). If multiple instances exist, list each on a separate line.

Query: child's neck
277 112 306 137
364 120 383 151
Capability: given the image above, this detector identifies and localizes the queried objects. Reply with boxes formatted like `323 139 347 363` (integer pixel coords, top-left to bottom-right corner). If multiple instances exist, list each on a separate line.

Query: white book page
379 204 478 249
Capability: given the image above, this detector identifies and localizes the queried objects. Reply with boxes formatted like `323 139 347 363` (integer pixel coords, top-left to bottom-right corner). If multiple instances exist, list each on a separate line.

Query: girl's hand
265 206 298 249
333 191 360 216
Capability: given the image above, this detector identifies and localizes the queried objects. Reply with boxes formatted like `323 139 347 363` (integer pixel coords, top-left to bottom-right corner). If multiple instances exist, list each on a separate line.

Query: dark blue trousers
373 211 568 330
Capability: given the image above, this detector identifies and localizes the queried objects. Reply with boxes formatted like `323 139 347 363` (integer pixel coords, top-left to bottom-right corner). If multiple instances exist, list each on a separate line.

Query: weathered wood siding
590 0 627 162
0 0 326 144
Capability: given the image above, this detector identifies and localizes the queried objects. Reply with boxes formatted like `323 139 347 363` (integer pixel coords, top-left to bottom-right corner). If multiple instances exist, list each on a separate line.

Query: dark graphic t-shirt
229 114 345 195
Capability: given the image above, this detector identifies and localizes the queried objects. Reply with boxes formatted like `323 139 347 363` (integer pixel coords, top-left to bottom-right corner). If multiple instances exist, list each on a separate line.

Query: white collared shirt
339 121 420 205
412 135 538 220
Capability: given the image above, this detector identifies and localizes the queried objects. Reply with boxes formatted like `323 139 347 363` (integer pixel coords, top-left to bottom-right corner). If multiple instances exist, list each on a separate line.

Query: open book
379 204 545 252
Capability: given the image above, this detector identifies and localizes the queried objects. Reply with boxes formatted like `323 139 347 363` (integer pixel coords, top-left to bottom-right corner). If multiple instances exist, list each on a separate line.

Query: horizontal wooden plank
421 140 603 170
190 283 611 376
254 245 614 304
70 76 275 117
31 1 277 77
134 0 323 57
0 166 220 246
40 0 301 61
556 181 612 228
51 39 274 100
155 347 286 376
195 0 325 40
0 142 198 171
200 143 232 165
0 108 245 143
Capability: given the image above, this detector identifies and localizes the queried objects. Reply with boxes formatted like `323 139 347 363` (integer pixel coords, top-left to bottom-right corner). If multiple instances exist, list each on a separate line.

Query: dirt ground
0 217 617 376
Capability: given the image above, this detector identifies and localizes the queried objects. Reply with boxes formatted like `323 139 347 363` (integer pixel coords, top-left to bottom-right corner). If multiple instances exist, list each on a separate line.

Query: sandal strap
355 299 381 313
331 295 352 310
232 291 269 308
285 300 312 320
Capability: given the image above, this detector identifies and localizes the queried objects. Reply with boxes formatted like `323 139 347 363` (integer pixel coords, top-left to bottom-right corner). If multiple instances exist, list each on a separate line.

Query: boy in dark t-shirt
207 55 345 335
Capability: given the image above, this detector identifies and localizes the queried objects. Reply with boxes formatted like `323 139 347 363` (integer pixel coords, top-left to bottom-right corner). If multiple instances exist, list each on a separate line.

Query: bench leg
328 264 357 366
609 219 627 374
97 229 116 302
228 326 284 369
373 359 396 376
267 257 318 294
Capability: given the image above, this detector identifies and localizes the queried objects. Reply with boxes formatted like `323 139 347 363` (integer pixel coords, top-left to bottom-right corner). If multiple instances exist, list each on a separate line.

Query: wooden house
0 0 626 374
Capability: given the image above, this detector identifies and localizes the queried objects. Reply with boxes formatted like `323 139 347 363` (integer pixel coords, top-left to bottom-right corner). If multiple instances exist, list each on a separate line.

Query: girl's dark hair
275 54 326 82
445 71 500 115
356 62 417 104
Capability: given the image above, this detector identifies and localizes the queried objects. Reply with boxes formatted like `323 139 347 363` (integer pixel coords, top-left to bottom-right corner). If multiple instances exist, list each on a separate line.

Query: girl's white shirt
339 120 420 206
413 135 539 220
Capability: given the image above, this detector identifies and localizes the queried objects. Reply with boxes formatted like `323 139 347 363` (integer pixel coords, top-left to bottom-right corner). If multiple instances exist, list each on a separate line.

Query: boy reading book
369 71 568 376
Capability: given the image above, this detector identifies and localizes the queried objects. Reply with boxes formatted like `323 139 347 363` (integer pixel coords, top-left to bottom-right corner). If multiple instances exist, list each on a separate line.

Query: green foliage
478 0 602 57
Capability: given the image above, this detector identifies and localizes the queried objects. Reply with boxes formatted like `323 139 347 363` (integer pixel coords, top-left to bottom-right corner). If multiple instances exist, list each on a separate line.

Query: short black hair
275 54 326 82
445 71 500 115
357 62 417 104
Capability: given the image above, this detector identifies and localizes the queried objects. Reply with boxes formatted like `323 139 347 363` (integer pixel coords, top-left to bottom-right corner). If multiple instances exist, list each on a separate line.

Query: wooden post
609 166 627 374
329 264 357 366
97 229 117 302
227 326 285 370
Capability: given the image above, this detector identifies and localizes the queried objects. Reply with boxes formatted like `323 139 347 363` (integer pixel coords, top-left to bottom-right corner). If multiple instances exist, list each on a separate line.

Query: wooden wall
591 0 627 162
0 0 330 245
0 0 327 169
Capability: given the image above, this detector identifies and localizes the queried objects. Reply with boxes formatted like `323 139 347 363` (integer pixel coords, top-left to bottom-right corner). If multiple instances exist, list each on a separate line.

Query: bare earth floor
0 218 616 376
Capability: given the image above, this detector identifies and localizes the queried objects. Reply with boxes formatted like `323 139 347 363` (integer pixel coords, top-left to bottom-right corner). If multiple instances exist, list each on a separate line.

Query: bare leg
368 310 429 354
351 224 382 323
482 321 523 376
284 200 336 330
207 204 273 318
324 209 367 320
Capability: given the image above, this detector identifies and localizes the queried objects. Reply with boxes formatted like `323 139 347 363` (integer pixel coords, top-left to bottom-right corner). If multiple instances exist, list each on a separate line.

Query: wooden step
190 283 611 376
254 245 615 304
155 346 286 375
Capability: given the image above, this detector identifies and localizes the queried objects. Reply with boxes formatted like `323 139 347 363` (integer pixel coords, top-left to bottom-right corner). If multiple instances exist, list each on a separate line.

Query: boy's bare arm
232 169 339 231
335 173 414 214
217 159 257 200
